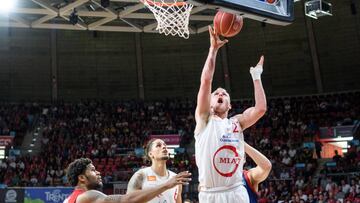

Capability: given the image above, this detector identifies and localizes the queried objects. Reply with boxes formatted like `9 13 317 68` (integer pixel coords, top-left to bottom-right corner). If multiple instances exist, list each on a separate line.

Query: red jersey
64 189 85 203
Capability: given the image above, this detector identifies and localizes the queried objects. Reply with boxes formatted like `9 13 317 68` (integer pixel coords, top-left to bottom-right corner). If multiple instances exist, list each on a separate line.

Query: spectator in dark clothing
315 140 323 159
332 150 341 163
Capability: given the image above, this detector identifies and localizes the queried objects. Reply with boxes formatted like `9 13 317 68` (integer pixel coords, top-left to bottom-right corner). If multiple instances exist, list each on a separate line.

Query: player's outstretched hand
209 26 228 50
257 55 264 66
164 171 192 189
250 55 264 80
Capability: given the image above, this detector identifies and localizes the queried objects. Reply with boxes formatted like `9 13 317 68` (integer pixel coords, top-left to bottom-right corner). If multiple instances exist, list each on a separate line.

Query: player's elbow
256 106 267 116
262 160 272 173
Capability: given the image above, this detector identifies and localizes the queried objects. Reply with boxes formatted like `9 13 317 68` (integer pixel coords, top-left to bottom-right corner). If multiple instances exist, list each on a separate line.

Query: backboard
188 0 294 25
0 0 293 37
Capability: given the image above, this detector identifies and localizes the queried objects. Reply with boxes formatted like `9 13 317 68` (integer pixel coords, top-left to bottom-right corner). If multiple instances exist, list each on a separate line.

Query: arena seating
0 91 359 202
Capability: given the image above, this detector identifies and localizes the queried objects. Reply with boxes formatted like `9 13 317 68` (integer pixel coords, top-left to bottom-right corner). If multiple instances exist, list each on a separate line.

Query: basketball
213 11 243 38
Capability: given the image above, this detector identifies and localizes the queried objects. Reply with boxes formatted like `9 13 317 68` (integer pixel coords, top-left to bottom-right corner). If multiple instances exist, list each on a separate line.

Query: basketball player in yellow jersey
194 26 267 203
127 138 187 203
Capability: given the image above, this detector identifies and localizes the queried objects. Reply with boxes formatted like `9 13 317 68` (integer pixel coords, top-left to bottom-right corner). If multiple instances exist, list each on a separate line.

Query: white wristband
250 64 263 81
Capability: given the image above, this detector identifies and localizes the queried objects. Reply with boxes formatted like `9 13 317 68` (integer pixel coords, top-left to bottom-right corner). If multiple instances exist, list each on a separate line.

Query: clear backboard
188 0 294 25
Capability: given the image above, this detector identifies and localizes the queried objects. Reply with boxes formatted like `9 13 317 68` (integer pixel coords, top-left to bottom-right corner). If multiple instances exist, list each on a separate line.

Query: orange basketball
266 0 277 4
213 11 243 38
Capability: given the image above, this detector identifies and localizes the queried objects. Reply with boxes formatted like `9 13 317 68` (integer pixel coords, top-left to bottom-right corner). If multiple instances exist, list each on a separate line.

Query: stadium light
0 0 17 14
305 0 332 19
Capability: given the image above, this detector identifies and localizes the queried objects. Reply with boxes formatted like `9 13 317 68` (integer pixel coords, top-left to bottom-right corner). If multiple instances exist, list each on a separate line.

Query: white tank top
195 116 245 188
140 167 179 203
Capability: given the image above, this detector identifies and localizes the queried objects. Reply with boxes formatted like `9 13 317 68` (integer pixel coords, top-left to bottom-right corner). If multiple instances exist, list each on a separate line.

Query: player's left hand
209 26 228 50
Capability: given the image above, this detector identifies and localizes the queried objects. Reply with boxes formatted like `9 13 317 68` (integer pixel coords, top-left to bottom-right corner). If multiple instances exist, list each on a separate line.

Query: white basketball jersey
140 167 179 203
195 116 245 188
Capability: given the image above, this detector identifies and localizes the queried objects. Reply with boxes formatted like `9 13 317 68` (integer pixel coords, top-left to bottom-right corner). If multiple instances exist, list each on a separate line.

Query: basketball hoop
142 0 193 39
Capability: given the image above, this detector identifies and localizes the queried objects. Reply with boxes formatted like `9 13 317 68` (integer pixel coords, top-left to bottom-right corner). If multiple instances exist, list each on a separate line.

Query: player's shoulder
138 166 149 172
134 167 150 176
195 114 227 136
230 114 241 122
76 190 106 203
194 114 211 136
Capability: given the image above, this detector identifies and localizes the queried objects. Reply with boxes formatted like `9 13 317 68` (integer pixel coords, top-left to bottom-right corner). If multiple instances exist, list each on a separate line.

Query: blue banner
25 187 73 203
303 142 315 149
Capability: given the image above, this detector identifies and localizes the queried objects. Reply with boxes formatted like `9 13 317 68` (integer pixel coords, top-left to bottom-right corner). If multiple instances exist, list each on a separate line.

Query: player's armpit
236 106 266 130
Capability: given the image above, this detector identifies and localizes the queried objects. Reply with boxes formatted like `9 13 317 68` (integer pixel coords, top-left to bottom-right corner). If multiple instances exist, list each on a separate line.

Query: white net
143 0 194 39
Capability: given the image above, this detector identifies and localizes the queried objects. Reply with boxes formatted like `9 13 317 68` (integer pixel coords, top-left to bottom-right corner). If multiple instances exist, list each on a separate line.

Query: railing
315 171 360 183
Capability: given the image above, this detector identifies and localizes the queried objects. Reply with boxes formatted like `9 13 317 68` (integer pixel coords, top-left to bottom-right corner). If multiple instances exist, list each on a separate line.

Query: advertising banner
113 182 128 195
0 136 13 146
319 125 354 139
25 187 73 203
334 126 353 137
0 188 25 203
149 134 180 145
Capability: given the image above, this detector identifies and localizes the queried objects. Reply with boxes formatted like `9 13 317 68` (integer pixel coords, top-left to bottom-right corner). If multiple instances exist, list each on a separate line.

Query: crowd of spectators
0 99 196 187
238 91 360 202
0 103 37 146
0 91 359 202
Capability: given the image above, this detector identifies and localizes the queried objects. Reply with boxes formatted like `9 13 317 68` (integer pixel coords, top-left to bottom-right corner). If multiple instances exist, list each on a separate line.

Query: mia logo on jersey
219 157 242 164
212 145 241 177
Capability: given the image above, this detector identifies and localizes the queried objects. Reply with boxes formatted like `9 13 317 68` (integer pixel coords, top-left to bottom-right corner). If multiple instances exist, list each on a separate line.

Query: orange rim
141 0 187 7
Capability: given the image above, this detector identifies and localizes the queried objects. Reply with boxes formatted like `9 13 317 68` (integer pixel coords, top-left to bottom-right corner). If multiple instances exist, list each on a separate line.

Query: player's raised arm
236 56 267 130
195 26 228 134
244 142 272 185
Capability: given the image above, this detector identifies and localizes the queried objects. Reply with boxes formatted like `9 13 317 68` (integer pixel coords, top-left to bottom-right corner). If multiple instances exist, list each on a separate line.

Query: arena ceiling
0 0 216 34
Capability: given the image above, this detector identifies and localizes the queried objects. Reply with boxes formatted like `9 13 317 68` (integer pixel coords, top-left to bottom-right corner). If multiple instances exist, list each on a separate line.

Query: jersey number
233 123 239 133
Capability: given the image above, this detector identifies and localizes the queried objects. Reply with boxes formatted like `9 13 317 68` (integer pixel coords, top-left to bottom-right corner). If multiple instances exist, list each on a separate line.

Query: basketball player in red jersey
194 26 267 202
64 158 191 203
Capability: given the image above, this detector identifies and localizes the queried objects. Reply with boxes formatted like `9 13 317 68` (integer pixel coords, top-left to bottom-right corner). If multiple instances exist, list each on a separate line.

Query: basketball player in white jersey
194 26 267 203
127 138 186 203
63 158 191 203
